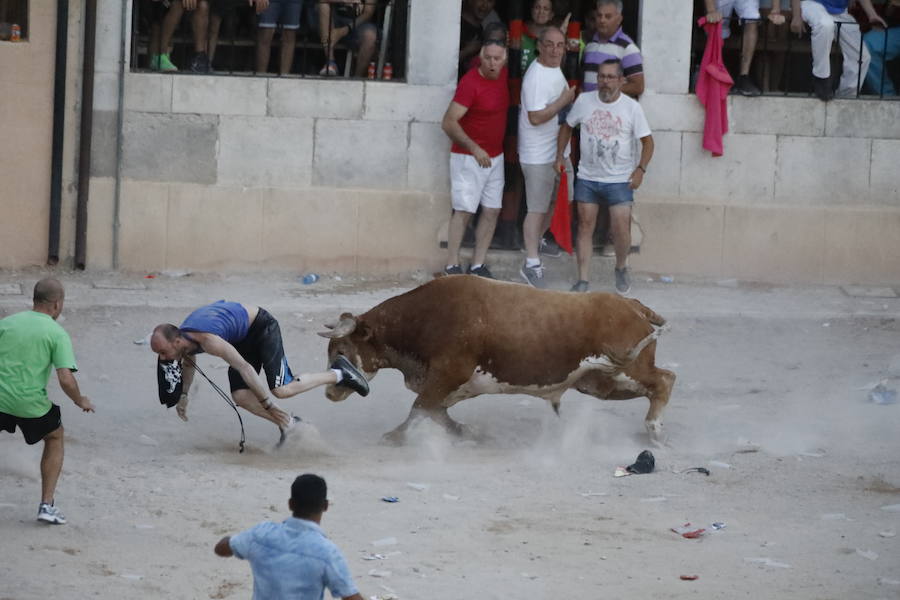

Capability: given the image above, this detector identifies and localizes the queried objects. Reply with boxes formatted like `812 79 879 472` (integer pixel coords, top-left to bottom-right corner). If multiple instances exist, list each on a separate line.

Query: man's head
465 0 495 21
290 473 328 519
530 0 554 26
150 323 191 361
483 21 507 45
478 38 508 80
33 278 65 319
597 58 624 102
537 26 566 69
594 0 623 40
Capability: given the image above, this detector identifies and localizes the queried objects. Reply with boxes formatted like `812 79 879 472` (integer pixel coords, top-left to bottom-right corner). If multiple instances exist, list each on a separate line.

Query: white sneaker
37 502 66 525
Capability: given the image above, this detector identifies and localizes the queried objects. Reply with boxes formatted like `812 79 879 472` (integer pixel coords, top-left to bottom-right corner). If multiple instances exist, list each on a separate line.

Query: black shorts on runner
227 308 295 393
0 404 62 445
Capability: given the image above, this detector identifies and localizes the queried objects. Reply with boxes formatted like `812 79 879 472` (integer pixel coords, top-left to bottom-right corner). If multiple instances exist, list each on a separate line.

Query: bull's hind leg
643 367 675 443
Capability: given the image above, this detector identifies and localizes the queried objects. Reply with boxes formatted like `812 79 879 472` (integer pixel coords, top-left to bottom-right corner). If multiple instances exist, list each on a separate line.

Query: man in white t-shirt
556 58 654 295
518 26 577 288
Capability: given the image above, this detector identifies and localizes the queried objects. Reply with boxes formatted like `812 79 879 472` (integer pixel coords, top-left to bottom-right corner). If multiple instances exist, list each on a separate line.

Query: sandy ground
1 269 899 600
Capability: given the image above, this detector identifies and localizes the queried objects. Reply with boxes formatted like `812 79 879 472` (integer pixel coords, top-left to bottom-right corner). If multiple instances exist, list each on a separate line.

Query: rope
183 355 245 453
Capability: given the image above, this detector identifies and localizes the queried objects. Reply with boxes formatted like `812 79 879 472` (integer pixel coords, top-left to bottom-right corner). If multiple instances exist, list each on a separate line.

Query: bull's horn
317 315 357 339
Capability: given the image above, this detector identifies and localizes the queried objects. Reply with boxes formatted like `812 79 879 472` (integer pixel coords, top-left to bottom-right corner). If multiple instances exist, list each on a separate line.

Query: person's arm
858 0 888 27
527 85 577 126
251 0 269 13
175 359 194 422
183 0 197 10
214 536 233 557
442 101 491 167
704 0 723 23
56 368 94 412
555 121 574 172
196 334 271 405
622 73 645 98
629 134 654 191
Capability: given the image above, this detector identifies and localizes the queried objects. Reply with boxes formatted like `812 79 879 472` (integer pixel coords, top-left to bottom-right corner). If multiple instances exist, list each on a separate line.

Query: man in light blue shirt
215 473 363 600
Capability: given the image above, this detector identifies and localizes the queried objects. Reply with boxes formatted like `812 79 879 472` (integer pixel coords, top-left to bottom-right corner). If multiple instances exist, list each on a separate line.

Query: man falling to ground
151 300 368 445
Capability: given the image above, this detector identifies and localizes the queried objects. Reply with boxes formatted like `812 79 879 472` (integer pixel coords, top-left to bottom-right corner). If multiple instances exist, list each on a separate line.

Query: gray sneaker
520 262 547 289
614 267 631 295
570 280 589 293
539 238 562 258
37 502 66 525
444 264 463 275
467 264 494 279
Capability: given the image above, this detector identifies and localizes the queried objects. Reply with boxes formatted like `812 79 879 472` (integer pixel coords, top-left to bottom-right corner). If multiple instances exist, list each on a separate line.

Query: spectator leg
160 1 186 57
280 29 297 75
208 11 222 63
447 210 473 267
863 30 895 95
523 211 545 260
256 26 276 74
740 20 758 76
609 203 632 270
317 2 348 64
835 14 870 95
575 202 599 283
40 426 64 505
472 207 501 266
191 0 211 54
800 0 835 79
353 24 378 77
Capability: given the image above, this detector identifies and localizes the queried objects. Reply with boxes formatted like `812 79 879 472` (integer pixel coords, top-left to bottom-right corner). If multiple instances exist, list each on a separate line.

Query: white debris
856 549 879 561
878 530 896 538
371 537 398 547
880 503 900 512
744 557 791 569
709 460 731 469
368 569 391 578
406 482 429 491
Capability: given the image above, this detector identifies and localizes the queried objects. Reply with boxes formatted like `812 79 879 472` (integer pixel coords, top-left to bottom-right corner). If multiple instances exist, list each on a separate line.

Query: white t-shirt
566 91 651 183
518 60 571 165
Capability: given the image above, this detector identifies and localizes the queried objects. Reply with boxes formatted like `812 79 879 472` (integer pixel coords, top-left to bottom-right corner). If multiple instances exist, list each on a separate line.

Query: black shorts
0 404 62 445
228 308 295 393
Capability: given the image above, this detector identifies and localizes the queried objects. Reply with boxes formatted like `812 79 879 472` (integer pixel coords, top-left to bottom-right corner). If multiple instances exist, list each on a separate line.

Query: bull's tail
628 298 667 327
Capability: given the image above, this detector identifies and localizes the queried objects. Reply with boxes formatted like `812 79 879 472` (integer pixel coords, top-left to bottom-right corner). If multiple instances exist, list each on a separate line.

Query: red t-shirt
451 67 510 158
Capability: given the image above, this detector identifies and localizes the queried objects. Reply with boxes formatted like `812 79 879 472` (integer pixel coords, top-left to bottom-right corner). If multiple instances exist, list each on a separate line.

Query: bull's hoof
645 420 667 446
381 429 407 446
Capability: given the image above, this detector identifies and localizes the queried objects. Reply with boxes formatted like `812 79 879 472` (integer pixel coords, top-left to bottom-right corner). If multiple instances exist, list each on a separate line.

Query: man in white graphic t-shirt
518 26 577 288
556 58 653 295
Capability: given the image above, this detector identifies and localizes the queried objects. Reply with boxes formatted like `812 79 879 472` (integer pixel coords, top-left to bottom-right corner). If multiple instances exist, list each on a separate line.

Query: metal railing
129 0 406 80
691 12 899 99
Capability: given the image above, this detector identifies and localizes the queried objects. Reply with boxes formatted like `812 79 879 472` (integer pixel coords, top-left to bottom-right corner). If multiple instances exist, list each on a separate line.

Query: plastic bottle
11 24 21 42
367 62 376 79
301 273 319 285
383 62 393 80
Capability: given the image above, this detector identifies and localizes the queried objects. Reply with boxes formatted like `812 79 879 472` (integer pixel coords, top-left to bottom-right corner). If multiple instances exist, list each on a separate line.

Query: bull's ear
317 314 357 339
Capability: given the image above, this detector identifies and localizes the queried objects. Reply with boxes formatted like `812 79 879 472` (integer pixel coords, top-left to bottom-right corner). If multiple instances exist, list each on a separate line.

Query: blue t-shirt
180 301 249 344
815 0 849 14
229 518 358 600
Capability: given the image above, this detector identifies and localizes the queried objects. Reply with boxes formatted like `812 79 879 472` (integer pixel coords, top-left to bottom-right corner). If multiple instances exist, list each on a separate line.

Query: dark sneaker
813 76 833 101
276 415 303 448
331 355 370 397
37 502 66 525
540 238 562 258
735 74 761 97
190 52 211 74
570 280 589 292
614 267 631 295
444 264 463 275
520 262 547 289
467 264 494 279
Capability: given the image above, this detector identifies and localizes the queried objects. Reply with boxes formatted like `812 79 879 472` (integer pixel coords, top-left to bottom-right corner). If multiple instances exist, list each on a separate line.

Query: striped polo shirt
581 27 643 92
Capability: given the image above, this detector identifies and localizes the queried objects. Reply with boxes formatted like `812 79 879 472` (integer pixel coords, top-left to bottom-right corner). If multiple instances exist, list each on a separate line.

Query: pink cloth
695 18 733 157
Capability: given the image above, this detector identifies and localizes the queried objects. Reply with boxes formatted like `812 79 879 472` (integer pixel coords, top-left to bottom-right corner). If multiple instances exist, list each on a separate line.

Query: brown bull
319 275 675 443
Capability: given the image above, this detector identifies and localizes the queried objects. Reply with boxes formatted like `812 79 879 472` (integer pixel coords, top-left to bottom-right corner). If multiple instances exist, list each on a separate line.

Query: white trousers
801 0 870 93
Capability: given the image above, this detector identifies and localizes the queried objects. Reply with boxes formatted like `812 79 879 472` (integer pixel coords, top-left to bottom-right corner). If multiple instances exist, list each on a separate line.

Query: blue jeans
574 178 634 206
864 28 900 96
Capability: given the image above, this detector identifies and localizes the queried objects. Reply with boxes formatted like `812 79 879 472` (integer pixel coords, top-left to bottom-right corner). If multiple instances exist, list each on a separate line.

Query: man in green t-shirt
0 278 94 525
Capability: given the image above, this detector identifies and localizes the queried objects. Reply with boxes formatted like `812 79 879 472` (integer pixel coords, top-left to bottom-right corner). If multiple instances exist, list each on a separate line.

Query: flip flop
319 60 338 76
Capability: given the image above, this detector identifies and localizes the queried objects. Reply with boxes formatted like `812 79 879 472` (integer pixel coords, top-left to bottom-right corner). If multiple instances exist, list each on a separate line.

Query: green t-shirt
521 34 538 72
0 311 77 418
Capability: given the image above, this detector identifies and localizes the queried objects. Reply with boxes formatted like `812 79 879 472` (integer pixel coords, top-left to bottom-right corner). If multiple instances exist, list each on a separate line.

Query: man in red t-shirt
440 39 510 278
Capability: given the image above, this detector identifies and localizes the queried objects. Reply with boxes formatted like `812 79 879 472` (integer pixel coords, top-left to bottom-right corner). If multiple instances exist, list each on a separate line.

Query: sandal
319 60 338 76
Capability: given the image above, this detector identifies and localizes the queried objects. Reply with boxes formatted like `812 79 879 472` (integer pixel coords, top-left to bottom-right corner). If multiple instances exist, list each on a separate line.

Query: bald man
0 278 94 525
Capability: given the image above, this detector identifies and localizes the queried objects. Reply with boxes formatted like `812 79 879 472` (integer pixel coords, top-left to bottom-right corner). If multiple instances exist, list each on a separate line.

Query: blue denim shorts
574 178 634 206
259 0 303 29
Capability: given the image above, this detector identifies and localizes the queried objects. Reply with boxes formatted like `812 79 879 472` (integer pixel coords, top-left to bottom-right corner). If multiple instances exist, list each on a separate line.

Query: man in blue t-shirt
150 301 369 443
215 473 363 600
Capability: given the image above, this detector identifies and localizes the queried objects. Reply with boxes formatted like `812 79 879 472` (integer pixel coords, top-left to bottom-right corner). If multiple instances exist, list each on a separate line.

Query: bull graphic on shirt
584 109 623 172
160 360 182 394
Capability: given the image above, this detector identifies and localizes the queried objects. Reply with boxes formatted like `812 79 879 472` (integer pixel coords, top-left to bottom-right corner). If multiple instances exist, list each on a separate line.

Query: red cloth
695 18 732 157
550 169 573 254
451 67 510 158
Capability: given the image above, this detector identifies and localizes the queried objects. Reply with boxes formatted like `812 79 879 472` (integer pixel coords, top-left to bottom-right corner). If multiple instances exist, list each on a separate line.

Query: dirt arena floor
1 269 899 599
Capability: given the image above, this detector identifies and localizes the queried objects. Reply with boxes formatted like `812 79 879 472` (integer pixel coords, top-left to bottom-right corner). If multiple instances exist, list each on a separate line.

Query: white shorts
719 0 761 38
450 152 504 213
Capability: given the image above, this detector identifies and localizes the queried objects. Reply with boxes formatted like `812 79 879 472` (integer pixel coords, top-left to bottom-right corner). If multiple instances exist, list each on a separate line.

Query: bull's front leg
382 376 470 445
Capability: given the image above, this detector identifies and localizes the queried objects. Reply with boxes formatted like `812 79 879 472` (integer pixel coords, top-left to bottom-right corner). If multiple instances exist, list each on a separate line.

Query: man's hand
790 11 806 36
472 146 492 168
183 0 198 10
705 9 723 23
629 168 644 190
868 13 888 29
176 393 189 422
559 85 577 106
768 11 786 25
266 402 291 428
252 0 269 13
75 395 95 413
555 155 566 174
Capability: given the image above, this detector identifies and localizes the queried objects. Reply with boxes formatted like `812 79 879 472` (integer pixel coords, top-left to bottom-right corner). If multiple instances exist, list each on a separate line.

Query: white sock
470 263 483 270
332 368 343 382
525 257 541 268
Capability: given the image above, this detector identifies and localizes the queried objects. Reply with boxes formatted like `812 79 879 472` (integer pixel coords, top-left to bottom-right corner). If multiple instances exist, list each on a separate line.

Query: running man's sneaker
37 502 66 525
277 415 303 448
331 355 370 397
570 280 589 293
615 267 631 295
520 262 547 289
466 264 494 279
158 53 178 72
444 264 463 276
